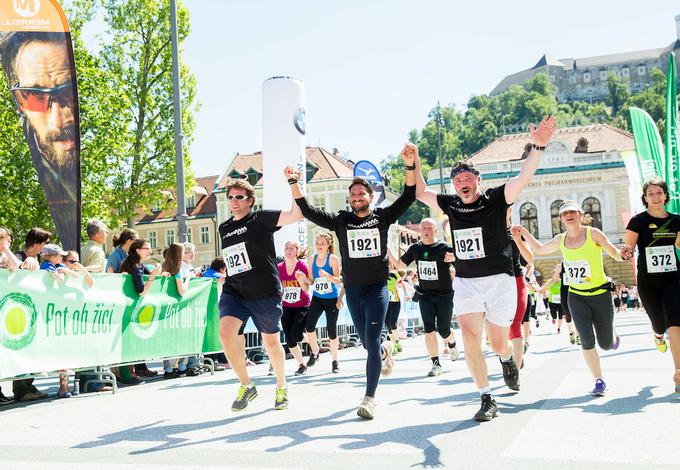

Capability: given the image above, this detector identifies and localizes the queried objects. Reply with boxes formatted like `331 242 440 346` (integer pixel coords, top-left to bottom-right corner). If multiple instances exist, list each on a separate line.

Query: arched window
582 197 602 229
520 202 539 238
550 200 564 237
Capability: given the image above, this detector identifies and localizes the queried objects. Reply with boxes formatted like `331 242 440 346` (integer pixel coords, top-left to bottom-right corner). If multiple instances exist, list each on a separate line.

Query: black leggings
560 285 572 323
385 301 400 331
345 283 389 398
306 296 339 339
281 307 307 349
568 291 614 350
523 295 534 323
637 275 680 335
549 302 564 320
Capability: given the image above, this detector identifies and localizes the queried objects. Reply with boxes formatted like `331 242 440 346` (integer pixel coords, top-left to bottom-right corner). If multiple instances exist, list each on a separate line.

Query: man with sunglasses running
413 116 557 422
218 173 303 412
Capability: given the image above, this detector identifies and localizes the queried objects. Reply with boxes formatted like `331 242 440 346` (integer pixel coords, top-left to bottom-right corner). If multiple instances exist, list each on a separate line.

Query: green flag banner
665 53 680 213
0 270 222 380
630 107 665 182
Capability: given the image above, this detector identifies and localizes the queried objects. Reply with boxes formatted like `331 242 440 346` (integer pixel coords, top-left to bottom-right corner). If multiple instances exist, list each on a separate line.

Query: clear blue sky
177 1 678 177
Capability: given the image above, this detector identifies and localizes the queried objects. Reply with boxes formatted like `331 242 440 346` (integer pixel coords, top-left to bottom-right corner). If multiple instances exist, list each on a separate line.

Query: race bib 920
222 242 252 276
453 227 485 260
347 228 381 258
563 260 591 285
646 245 677 273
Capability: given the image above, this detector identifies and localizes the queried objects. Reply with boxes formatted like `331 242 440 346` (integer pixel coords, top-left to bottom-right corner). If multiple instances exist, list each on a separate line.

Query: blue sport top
311 254 338 299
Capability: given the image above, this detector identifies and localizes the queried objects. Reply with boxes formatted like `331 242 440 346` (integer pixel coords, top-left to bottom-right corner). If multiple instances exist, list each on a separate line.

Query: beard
351 201 370 213
35 124 77 167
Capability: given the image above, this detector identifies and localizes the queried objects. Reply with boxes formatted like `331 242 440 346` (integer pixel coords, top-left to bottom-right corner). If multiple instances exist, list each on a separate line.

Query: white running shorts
453 273 517 327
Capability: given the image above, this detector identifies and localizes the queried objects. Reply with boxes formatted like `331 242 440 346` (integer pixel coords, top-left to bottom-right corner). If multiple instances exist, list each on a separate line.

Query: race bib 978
313 278 333 295
453 227 485 260
222 242 252 276
283 286 301 303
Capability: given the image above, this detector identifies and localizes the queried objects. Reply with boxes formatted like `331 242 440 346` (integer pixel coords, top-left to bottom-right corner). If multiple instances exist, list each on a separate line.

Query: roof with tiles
216 146 355 189
469 124 634 165
137 175 219 223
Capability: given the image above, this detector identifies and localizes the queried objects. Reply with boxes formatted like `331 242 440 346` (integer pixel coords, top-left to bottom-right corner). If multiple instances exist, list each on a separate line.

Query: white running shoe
449 344 460 361
381 342 395 376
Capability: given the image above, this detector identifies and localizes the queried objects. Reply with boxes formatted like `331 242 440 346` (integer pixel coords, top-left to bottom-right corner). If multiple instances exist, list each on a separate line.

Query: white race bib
347 228 381 258
313 278 333 295
453 227 485 260
283 286 301 303
646 245 677 273
550 294 561 304
222 242 252 276
389 288 398 302
418 261 438 281
563 260 591 285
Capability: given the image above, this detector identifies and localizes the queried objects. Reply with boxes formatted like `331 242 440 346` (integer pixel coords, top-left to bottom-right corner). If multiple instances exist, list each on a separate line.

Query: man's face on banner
12 40 75 167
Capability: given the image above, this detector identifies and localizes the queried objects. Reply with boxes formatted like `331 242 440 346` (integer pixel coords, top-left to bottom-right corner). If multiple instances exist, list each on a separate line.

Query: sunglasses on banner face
227 194 249 201
10 82 73 112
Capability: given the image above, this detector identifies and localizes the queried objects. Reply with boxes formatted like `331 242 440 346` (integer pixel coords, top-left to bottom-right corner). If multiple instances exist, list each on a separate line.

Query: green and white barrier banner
0 270 222 380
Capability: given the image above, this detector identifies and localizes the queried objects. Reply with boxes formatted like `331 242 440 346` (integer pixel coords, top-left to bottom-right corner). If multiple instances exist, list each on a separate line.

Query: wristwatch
531 143 546 151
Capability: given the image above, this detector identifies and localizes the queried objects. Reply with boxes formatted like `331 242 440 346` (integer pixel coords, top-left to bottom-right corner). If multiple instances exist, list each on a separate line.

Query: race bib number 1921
453 227 485 260
347 228 381 258
222 242 253 276
646 245 677 273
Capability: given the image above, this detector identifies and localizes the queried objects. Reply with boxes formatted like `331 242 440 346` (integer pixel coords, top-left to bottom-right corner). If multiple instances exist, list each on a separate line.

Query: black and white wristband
531 143 546 151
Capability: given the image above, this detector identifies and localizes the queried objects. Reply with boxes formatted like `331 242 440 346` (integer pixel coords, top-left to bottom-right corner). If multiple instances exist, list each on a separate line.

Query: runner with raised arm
413 115 557 421
287 145 416 419
218 170 303 412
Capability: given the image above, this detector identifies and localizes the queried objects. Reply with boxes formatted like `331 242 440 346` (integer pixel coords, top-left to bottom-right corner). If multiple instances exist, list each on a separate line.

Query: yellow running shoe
655 337 668 353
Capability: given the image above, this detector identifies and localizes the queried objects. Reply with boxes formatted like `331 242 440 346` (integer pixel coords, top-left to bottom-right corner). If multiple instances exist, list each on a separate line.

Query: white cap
558 201 582 215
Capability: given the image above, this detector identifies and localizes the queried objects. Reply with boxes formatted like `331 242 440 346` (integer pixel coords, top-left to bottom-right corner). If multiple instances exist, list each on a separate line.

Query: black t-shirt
295 185 415 286
508 229 528 278
218 209 282 300
437 184 513 278
400 241 454 294
627 211 680 280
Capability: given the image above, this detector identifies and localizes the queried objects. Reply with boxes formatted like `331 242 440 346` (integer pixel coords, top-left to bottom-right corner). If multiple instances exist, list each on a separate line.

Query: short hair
225 178 256 208
210 256 226 271
1 32 66 89
420 218 436 228
641 178 669 208
86 219 107 238
0 227 12 243
348 177 373 195
24 228 51 248
450 160 480 179
183 242 196 253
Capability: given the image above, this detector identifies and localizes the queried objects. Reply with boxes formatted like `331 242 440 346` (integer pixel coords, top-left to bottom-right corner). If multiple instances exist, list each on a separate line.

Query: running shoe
570 332 576 345
306 353 319 368
381 342 395 376
274 386 288 410
611 335 621 350
294 364 307 376
591 378 606 396
674 370 680 396
332 360 339 374
576 336 581 345
474 394 498 422
655 337 668 353
428 364 442 377
231 383 258 411
535 320 540 328
500 357 520 391
395 342 403 353
357 395 375 420
267 364 274 376
449 344 460 361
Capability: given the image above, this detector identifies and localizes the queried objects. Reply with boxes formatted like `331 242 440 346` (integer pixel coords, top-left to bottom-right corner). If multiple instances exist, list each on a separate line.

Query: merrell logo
14 0 40 17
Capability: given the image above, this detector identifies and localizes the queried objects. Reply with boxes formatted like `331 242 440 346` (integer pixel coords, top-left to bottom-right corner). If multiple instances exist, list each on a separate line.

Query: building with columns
426 124 637 285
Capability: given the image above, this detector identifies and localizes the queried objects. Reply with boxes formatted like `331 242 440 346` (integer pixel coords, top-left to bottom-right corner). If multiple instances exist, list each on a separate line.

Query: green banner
630 107 665 182
666 53 680 213
0 270 222 380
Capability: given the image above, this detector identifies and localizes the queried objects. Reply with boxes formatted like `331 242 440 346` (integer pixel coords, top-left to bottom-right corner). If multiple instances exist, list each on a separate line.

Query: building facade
426 124 638 285
491 15 680 102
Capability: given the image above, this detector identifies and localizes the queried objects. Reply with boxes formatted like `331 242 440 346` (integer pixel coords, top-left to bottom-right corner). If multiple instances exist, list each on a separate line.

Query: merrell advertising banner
0 270 222 379
665 52 680 213
630 107 664 183
0 0 81 250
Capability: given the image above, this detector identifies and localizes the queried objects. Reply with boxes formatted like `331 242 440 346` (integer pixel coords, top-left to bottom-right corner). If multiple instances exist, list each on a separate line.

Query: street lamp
428 101 446 193
170 0 187 243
